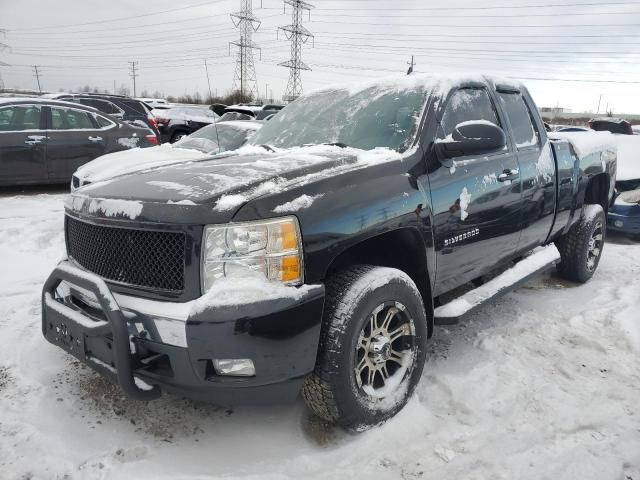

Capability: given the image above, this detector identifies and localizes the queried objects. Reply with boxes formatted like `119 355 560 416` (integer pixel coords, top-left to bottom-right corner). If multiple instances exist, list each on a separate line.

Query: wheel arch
582 173 611 213
324 228 434 337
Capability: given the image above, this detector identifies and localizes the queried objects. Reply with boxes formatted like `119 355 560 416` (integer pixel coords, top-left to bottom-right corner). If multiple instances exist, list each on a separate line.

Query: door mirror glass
436 121 506 159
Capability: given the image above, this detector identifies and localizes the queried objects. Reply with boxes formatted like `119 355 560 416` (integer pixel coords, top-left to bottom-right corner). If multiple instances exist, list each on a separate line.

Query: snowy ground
1 191 639 480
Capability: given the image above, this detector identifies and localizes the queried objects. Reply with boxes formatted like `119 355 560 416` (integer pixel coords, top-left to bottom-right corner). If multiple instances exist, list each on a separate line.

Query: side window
440 88 501 138
497 92 540 149
0 105 42 131
51 107 95 130
95 115 114 128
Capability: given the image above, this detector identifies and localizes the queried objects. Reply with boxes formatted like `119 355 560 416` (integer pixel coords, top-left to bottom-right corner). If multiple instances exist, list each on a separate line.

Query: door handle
88 136 103 142
24 135 48 145
498 169 520 182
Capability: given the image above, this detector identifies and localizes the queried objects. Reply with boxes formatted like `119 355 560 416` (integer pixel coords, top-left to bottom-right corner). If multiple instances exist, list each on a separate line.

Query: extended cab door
425 86 523 295
45 105 108 182
495 88 556 251
0 104 48 185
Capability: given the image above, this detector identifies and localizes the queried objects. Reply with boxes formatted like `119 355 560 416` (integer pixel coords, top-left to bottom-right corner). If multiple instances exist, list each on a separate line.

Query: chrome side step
434 245 561 326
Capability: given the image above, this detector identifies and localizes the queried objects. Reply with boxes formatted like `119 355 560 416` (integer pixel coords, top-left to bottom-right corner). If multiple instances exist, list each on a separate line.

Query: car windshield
248 84 429 152
174 123 256 153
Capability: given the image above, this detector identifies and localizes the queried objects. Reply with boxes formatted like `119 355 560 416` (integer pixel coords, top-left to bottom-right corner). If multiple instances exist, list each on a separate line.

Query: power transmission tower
128 61 139 97
33 65 42 93
278 0 314 103
230 0 261 101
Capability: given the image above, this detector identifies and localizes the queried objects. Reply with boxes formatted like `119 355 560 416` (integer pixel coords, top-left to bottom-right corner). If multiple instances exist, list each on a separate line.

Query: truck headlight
201 217 303 293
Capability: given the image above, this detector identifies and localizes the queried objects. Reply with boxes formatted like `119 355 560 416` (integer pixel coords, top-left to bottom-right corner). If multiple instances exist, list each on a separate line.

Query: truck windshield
248 85 429 152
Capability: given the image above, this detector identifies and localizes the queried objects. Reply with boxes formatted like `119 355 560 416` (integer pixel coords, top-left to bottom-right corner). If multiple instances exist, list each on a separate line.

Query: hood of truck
66 146 370 224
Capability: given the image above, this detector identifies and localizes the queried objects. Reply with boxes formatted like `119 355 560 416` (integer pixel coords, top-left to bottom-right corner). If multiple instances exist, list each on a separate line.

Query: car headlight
201 217 303 293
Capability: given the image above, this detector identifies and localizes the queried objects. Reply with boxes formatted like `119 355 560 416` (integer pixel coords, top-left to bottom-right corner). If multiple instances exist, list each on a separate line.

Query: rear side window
95 115 114 128
51 107 95 130
498 92 539 149
0 105 42 131
121 100 147 115
79 98 120 115
440 88 501 137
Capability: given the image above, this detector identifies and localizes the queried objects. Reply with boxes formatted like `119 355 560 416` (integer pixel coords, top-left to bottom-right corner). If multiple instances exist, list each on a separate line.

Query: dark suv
43 93 160 140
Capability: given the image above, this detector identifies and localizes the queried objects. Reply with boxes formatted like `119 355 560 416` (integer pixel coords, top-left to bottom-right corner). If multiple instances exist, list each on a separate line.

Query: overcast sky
2 0 640 113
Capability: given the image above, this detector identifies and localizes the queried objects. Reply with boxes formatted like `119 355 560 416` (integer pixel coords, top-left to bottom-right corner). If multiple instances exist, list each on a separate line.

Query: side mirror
435 121 507 159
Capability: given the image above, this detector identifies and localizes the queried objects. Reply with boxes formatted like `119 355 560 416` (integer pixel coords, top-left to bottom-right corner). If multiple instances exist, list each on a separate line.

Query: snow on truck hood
74 144 211 184
67 145 405 220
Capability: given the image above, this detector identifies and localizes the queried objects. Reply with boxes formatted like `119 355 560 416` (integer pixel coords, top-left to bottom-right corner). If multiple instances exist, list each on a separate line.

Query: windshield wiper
258 144 276 152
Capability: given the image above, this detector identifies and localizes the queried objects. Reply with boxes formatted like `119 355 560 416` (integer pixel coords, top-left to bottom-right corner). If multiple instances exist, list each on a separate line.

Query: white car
72 120 262 189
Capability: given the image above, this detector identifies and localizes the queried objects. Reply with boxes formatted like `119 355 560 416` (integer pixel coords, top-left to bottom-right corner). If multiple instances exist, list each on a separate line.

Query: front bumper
607 203 640 235
42 261 325 404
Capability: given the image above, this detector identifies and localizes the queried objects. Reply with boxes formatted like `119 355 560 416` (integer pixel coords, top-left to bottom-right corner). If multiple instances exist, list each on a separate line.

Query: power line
230 0 261 99
265 1 640 11
8 0 232 32
279 0 314 102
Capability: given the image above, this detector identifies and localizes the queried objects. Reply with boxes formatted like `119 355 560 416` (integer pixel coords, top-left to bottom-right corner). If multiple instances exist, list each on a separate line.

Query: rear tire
555 204 606 283
302 265 428 430
170 131 187 143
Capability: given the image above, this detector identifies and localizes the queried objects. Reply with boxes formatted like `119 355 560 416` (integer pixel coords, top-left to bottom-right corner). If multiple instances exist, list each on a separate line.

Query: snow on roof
303 73 524 98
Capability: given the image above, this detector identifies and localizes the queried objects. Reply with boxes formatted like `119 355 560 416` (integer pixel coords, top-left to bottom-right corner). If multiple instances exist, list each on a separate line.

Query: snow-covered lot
1 191 639 480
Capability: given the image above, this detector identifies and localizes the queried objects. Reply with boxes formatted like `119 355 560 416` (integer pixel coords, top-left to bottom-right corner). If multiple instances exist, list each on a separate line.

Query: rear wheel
302 265 428 430
170 131 187 143
555 204 606 283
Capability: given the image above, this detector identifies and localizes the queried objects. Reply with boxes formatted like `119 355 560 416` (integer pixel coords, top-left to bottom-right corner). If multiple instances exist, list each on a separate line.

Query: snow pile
68 196 144 220
614 135 640 181
273 194 324 213
1 193 639 479
190 274 315 315
548 131 617 160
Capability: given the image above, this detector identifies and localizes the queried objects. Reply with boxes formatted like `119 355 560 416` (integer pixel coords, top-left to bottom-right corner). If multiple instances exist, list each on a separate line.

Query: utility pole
278 0 314 103
596 94 602 115
265 83 268 103
0 31 7 90
113 80 116 95
204 59 213 101
407 56 415 75
230 0 261 101
128 61 138 97
33 65 42 93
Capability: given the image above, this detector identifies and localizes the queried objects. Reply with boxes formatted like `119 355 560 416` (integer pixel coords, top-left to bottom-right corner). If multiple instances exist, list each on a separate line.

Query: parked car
43 93 160 140
137 98 169 109
606 135 640 239
0 98 156 186
72 120 262 189
589 117 634 135
222 104 285 121
153 106 219 143
556 126 590 133
42 75 616 429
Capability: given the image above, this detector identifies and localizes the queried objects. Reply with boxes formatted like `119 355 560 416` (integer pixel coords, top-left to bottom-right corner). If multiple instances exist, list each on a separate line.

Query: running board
434 245 561 326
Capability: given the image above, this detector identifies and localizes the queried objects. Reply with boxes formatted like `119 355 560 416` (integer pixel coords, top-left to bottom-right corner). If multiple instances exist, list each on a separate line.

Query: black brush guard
42 261 161 401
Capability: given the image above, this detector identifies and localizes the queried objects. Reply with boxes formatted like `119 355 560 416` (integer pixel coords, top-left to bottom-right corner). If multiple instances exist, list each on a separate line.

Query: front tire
303 265 428 430
555 204 606 283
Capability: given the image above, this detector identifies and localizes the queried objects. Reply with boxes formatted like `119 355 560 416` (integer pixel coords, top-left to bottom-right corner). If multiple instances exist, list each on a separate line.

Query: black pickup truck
42 75 616 429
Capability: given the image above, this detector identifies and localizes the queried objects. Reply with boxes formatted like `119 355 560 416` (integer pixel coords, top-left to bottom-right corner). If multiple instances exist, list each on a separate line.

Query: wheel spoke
381 307 397 331
367 366 376 386
593 234 603 241
592 247 601 257
356 356 367 374
389 324 409 342
381 365 390 381
369 314 377 335
389 349 405 366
